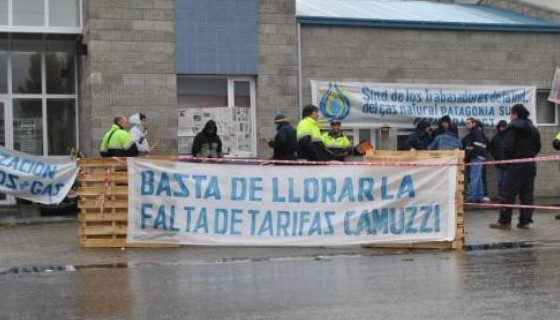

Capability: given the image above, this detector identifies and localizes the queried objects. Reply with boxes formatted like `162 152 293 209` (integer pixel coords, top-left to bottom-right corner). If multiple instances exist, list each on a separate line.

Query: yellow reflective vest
99 124 138 157
322 131 352 149
296 116 322 142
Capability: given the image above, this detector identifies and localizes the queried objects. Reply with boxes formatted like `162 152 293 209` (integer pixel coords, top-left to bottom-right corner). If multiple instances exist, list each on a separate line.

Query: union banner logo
319 83 351 122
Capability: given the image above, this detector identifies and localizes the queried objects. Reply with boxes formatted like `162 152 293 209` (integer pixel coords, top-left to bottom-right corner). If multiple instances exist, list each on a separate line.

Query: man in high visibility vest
296 104 328 161
322 120 352 161
99 115 139 157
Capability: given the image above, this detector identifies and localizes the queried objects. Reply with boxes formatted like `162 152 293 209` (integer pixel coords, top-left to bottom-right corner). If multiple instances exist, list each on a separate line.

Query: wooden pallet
361 149 465 250
78 157 178 248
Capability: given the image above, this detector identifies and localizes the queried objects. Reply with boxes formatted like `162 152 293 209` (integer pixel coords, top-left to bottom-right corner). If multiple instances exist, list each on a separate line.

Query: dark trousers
499 163 536 224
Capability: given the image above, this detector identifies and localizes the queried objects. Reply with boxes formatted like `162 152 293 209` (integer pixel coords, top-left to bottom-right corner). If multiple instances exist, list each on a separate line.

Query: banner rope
169 154 560 167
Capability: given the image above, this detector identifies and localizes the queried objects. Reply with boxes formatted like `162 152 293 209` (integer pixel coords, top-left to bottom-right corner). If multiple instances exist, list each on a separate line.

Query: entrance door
0 99 15 204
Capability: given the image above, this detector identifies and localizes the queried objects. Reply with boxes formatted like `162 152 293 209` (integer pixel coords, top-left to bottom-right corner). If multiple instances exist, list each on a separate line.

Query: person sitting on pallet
99 115 139 157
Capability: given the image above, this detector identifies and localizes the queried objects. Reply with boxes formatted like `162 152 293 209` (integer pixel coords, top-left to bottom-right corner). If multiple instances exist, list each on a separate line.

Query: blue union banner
311 81 536 128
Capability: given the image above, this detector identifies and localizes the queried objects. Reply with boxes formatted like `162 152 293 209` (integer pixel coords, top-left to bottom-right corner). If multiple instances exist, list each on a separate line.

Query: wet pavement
1 204 560 319
1 246 560 319
1 203 560 268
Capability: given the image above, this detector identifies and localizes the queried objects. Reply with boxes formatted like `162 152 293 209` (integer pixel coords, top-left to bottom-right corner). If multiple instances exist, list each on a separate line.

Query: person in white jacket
129 113 150 154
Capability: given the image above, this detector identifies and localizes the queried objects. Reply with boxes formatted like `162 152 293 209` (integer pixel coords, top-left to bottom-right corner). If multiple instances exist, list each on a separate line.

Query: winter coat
462 127 488 163
428 131 462 150
268 122 297 160
404 121 432 150
489 130 508 168
129 113 149 153
502 119 541 162
192 120 223 158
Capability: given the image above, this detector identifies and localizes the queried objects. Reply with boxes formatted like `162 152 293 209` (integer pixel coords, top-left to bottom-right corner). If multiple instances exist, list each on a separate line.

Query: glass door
0 98 14 204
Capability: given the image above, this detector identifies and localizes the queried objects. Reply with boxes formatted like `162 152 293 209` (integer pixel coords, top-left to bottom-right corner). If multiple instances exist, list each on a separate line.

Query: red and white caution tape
465 202 560 211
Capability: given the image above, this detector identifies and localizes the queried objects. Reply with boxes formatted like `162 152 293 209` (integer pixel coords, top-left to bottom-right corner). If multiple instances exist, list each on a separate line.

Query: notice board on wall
177 107 252 156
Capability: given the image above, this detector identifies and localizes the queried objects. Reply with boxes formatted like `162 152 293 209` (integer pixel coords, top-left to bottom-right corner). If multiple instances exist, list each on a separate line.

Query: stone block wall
256 0 298 158
80 0 177 156
300 25 560 196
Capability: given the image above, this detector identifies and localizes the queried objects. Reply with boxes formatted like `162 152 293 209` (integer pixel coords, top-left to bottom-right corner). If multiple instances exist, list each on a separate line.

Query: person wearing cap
322 120 352 161
489 120 509 201
129 113 150 154
268 113 297 160
490 104 541 230
296 104 328 161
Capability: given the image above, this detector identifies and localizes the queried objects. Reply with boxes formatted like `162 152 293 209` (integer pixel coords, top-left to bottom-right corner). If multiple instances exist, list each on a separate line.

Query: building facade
1 0 560 202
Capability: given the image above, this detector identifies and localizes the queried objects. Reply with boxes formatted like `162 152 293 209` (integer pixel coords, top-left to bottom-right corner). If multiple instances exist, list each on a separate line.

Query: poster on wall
177 107 252 156
311 81 536 128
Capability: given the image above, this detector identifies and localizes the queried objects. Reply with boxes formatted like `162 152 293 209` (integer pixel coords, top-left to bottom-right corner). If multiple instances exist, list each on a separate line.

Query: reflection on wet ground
2 246 560 320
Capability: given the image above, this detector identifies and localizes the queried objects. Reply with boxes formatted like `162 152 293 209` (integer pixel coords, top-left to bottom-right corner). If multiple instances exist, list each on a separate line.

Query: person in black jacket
404 119 433 150
489 120 508 201
462 117 488 203
268 113 297 160
490 104 541 230
191 120 223 158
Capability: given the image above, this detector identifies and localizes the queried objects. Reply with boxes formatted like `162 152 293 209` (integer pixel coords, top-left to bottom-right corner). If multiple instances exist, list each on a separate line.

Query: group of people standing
99 113 150 158
404 104 541 230
101 103 543 230
100 114 224 159
268 104 355 162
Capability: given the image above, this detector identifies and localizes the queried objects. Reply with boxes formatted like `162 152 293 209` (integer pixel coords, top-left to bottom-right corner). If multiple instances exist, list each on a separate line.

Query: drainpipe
297 21 302 121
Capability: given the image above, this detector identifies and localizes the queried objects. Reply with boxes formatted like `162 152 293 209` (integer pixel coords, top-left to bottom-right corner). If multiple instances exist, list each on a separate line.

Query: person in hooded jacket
192 120 223 158
489 120 508 201
129 113 150 154
404 119 433 150
489 104 541 230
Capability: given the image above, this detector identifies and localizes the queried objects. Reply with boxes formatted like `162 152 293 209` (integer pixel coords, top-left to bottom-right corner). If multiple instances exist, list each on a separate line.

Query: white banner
311 81 536 128
127 158 458 246
0 146 78 204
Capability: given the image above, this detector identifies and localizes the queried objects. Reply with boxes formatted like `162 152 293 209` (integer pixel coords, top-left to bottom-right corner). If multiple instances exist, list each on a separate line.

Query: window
13 0 45 26
234 81 250 108
46 52 75 94
49 0 80 27
12 52 42 94
0 36 78 156
536 90 557 125
0 52 6 93
0 0 7 25
177 76 256 156
13 99 43 155
177 77 227 107
0 0 81 30
47 99 76 155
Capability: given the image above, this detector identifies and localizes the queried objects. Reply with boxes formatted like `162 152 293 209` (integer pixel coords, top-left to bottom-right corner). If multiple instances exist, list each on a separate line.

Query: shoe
516 222 531 230
481 196 491 203
489 222 511 230
555 215 560 220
